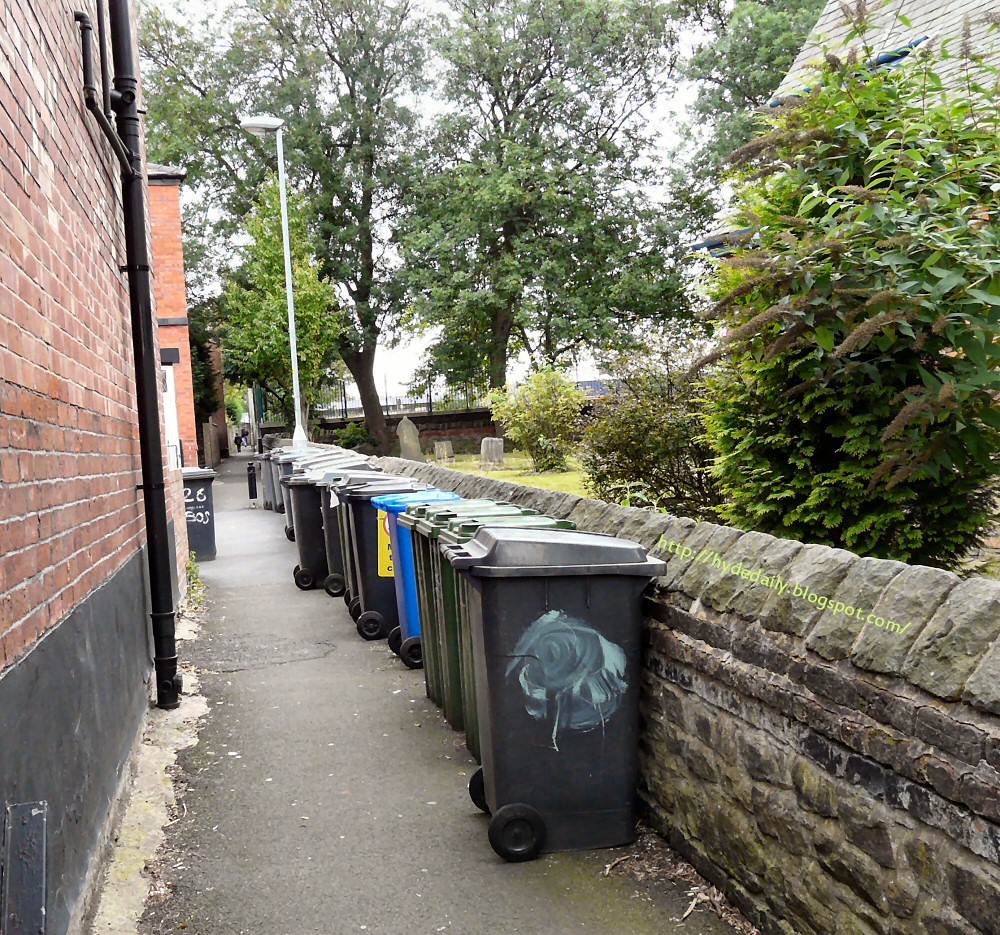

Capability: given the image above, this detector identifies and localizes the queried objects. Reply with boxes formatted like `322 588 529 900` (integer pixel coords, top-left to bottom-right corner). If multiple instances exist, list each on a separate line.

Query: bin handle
441 546 476 569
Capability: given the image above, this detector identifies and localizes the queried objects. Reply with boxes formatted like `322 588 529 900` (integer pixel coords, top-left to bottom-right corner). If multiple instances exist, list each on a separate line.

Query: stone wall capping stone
643 513 697 555
758 544 858 638
565 497 615 531
964 639 1000 717
850 565 960 678
901 576 1000 702
805 558 908 662
674 524 745 599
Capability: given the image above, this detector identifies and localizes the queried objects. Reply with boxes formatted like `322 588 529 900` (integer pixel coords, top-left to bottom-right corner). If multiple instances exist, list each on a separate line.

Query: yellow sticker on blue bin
377 509 393 577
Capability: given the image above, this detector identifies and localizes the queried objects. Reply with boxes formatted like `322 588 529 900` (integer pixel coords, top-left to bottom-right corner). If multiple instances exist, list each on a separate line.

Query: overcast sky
148 0 700 393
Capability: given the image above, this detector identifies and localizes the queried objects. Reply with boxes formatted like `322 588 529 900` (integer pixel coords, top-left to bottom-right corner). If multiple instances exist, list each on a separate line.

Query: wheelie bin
277 449 369 539
399 501 523 706
442 526 665 861
267 446 300 515
334 477 427 626
369 491 463 667
319 467 383 599
333 475 423 621
258 452 275 510
272 446 339 523
439 515 576 759
285 462 374 591
403 502 539 716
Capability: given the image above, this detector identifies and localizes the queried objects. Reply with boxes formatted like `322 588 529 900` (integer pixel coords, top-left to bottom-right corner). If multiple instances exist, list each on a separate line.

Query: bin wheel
387 627 402 655
285 526 295 542
349 598 362 621
294 567 316 591
469 768 489 814
343 589 353 607
488 804 546 862
324 573 346 598
357 611 385 640
293 565 300 576
400 637 422 670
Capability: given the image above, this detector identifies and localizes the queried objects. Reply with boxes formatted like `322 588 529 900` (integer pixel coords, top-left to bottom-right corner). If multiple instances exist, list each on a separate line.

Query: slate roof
780 0 1000 94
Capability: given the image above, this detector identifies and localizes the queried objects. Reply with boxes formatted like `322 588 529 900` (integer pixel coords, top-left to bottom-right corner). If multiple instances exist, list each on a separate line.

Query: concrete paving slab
139 455 736 935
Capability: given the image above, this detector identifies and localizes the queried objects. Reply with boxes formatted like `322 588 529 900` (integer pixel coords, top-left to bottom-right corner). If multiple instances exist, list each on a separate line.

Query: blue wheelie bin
370 491 462 667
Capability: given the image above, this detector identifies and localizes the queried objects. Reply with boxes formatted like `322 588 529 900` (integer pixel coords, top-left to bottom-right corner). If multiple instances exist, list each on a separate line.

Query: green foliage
489 371 586 472
224 383 245 424
141 0 428 452
581 358 723 520
184 553 206 609
399 0 685 388
187 299 222 425
678 0 825 165
332 421 373 450
701 47 1000 567
223 179 344 427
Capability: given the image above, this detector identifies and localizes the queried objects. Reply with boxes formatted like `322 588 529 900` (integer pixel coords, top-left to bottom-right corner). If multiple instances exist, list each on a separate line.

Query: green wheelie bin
401 502 536 714
439 515 576 763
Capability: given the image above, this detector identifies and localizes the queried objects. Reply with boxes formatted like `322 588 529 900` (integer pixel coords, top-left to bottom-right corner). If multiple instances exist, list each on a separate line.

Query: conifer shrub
699 35 1000 567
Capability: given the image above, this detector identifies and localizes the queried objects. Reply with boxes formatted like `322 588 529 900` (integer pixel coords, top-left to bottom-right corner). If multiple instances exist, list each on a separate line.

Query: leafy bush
581 359 723 519
699 37 1000 567
333 421 373 450
489 370 586 472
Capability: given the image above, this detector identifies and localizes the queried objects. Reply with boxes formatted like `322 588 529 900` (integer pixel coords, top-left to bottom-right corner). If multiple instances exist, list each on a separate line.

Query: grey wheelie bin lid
443 527 667 577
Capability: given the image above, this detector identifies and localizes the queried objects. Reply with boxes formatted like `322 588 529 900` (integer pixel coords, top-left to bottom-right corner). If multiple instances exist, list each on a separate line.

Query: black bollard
247 461 258 501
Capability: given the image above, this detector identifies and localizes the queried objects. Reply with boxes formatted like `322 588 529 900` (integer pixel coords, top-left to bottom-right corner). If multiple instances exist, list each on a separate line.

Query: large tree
140 0 427 452
674 0 826 166
223 180 345 427
399 0 685 389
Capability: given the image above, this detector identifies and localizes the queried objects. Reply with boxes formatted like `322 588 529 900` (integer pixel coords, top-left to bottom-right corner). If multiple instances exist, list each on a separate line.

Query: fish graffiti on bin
506 610 627 751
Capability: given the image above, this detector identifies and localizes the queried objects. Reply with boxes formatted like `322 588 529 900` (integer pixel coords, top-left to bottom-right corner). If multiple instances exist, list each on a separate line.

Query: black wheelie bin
333 476 426 624
442 527 665 862
339 479 431 640
285 461 374 590
318 466 383 598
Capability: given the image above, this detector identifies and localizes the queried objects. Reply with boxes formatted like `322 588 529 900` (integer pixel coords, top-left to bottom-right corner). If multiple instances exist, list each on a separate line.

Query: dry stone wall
378 457 1000 935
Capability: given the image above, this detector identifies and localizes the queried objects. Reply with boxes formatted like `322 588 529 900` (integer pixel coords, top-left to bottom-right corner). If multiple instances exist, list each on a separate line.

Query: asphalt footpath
138 453 735 935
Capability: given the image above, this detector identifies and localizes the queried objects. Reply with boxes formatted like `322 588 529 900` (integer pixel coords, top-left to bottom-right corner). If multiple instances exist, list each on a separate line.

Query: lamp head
240 114 285 138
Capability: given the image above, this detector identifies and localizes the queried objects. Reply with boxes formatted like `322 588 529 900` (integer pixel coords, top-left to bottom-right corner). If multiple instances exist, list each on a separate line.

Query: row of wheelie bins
254 444 666 864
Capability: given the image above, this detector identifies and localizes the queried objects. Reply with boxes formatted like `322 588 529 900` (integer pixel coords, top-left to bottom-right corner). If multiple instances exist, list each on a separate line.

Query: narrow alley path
138 455 735 935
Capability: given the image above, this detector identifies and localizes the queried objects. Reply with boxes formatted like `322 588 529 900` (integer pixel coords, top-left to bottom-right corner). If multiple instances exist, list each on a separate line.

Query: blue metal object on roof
768 35 930 107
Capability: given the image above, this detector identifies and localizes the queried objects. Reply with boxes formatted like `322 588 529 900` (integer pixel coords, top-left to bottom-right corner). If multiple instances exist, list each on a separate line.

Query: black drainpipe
73 2 181 710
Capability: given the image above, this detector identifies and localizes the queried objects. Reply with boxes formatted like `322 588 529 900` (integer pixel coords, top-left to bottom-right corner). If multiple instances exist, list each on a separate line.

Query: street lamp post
240 114 308 450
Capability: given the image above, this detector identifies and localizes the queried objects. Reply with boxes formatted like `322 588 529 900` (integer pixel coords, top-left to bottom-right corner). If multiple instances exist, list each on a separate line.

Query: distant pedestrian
234 432 243 453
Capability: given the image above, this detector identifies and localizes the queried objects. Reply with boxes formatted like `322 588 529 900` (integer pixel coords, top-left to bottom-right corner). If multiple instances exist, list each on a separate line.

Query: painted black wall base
0 551 152 935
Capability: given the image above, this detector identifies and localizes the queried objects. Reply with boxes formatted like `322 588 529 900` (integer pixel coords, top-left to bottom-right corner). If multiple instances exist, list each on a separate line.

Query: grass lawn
447 452 590 498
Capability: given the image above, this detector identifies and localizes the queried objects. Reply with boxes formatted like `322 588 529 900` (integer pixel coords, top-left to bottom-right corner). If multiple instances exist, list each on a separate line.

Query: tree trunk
488 304 515 389
342 346 391 454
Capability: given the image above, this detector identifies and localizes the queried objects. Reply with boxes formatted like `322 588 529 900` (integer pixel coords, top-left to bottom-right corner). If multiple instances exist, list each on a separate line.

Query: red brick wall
0 5 183 671
149 180 198 468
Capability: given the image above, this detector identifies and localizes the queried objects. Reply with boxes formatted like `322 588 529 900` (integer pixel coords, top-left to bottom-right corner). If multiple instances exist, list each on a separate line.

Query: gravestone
397 416 425 462
481 436 504 468
434 440 455 463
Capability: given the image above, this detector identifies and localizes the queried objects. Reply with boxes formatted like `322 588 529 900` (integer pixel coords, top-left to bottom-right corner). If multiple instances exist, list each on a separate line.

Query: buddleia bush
489 370 585 472
581 354 723 519
700 33 1000 567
